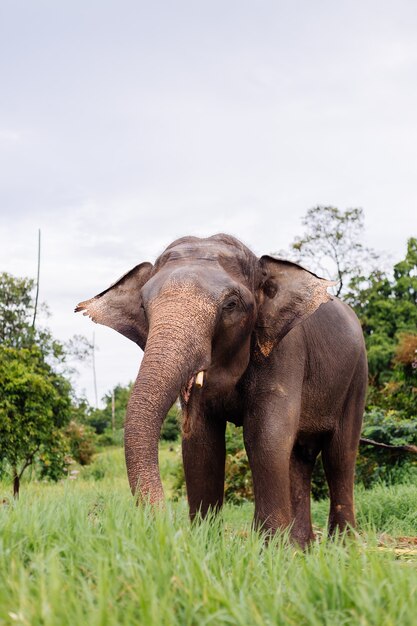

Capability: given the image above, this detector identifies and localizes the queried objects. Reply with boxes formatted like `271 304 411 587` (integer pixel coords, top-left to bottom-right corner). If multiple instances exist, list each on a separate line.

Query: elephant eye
263 279 278 299
223 298 238 312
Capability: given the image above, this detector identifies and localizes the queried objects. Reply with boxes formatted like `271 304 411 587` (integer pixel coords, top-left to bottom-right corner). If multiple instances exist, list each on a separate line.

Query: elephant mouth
180 371 205 405
181 376 195 405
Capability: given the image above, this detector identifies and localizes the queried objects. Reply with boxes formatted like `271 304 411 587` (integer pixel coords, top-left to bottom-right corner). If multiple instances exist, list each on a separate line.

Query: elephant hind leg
322 381 365 536
321 351 367 537
321 437 357 535
323 355 367 537
290 437 321 548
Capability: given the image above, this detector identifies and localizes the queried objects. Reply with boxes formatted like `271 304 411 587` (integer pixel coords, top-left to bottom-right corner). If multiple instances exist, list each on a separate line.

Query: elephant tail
359 437 417 454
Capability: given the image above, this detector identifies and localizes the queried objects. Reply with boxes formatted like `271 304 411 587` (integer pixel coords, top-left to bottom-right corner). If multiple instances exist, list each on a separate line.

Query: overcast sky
1 0 416 405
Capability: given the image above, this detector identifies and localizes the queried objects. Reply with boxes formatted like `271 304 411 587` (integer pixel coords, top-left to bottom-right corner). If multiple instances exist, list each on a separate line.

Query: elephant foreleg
182 414 226 520
243 394 301 537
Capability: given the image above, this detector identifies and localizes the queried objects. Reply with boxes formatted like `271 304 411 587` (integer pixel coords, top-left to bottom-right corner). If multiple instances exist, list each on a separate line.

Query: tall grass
0 447 416 625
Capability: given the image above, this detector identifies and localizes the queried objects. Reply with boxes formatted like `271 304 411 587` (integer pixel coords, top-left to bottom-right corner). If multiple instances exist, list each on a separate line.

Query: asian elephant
76 234 367 547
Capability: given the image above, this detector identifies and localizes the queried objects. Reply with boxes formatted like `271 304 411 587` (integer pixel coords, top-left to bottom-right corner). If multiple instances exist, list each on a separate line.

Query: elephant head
75 234 333 503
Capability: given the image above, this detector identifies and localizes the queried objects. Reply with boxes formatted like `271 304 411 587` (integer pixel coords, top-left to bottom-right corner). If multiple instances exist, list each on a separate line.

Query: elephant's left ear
75 262 153 349
255 255 336 350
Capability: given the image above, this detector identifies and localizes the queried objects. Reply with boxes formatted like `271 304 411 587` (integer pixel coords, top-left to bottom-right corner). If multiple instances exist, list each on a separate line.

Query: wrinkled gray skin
76 234 367 547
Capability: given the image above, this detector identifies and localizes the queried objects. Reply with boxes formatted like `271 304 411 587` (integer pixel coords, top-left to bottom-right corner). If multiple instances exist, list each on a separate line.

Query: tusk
195 371 204 388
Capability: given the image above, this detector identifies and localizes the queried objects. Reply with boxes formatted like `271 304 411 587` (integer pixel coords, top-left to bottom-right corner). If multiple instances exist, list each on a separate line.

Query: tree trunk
13 468 19 499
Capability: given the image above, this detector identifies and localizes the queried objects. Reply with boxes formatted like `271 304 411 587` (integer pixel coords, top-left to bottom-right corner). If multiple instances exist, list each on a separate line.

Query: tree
0 346 72 496
348 238 417 394
99 384 133 432
0 272 94 496
0 273 36 347
289 206 378 297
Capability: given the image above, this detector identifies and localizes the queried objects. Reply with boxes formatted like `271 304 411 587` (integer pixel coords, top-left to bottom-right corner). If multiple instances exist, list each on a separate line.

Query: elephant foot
290 529 316 550
328 503 356 538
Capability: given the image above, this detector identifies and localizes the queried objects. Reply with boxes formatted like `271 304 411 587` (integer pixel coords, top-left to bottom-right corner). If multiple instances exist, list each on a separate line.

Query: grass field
1 445 416 625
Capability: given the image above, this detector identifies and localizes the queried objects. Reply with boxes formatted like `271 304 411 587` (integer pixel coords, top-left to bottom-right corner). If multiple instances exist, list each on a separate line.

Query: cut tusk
195 371 204 388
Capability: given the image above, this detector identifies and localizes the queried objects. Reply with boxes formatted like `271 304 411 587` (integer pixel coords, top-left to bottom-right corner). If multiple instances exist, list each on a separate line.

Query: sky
1 0 416 406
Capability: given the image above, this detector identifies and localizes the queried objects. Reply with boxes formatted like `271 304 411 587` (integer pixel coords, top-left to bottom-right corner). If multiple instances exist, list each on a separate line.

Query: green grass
0 446 416 625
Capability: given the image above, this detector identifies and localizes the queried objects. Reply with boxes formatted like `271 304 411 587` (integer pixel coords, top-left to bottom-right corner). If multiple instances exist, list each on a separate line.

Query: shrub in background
97 428 124 448
93 403 181 448
64 421 97 465
224 424 253 504
37 430 71 481
160 405 181 442
356 408 417 487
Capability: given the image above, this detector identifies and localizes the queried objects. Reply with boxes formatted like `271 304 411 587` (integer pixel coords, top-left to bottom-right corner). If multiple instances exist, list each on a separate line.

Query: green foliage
0 272 93 495
160 404 181 441
344 237 417 487
87 378 181 442
224 424 253 504
356 408 417 487
80 443 181 497
64 421 97 465
81 447 125 481
354 482 417 535
80 384 132 434
362 408 417 447
0 273 36 347
96 428 125 448
0 345 72 493
95 383 133 432
37 430 71 482
348 238 417 392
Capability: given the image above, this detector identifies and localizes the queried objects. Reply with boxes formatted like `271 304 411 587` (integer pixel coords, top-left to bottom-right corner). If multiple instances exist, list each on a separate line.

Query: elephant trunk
124 291 215 502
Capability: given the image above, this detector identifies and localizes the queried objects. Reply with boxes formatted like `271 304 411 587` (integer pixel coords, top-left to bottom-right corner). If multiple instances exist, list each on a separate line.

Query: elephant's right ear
255 256 336 352
75 262 153 350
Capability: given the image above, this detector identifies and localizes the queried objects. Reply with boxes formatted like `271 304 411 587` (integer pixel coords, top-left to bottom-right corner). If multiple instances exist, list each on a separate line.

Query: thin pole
92 332 98 408
111 390 115 431
32 229 41 329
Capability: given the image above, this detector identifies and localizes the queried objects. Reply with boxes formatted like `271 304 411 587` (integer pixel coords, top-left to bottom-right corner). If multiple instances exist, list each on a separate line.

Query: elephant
76 233 367 547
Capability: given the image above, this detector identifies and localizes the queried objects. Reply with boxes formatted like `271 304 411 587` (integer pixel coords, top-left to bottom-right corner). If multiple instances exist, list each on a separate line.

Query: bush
224 424 253 504
356 408 417 488
160 405 181 442
97 428 124 448
93 404 180 449
312 408 417 496
81 448 126 481
37 430 72 482
64 421 97 465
